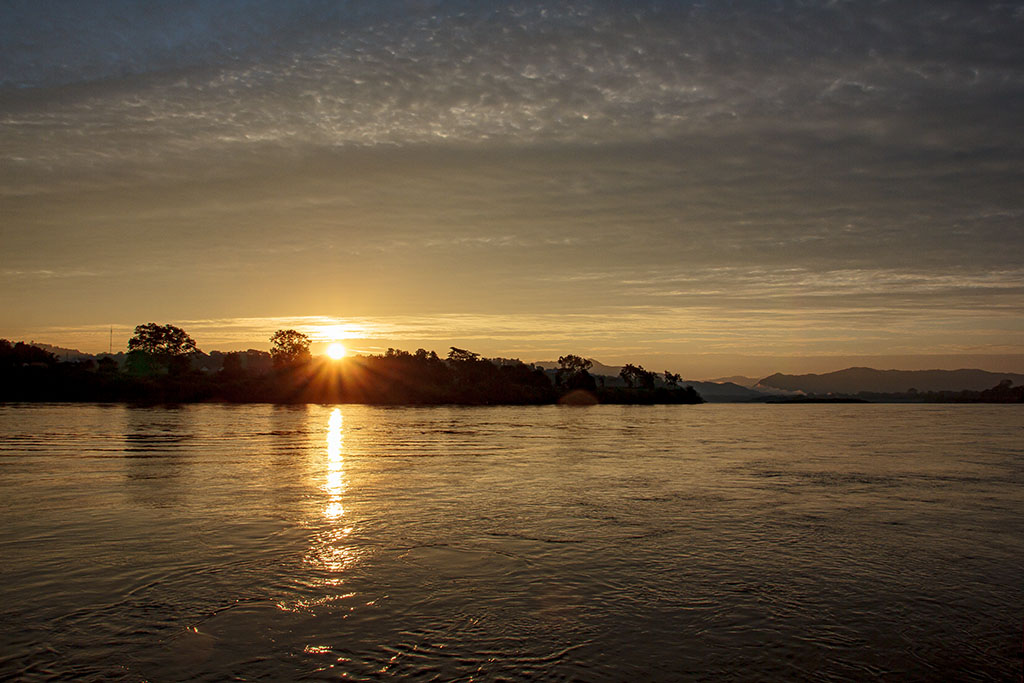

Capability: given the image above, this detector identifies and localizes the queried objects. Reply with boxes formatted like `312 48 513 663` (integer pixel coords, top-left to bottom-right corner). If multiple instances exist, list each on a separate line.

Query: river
1 403 1021 680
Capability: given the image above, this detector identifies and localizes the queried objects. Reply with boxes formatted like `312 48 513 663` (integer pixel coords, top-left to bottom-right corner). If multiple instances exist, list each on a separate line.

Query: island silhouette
0 324 703 406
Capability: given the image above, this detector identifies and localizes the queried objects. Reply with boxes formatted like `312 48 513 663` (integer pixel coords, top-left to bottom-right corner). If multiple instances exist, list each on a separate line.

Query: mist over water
1 403 1021 680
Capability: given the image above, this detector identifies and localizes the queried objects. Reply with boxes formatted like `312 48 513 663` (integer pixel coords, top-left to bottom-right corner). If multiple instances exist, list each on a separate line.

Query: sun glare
326 342 347 360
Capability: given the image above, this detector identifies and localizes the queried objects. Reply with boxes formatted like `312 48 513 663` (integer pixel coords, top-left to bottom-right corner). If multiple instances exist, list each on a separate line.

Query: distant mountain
705 375 762 388
28 343 95 361
758 367 1024 395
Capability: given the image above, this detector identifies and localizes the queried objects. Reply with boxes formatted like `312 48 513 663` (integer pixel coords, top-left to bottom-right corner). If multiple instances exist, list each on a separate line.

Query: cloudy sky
2 0 1022 376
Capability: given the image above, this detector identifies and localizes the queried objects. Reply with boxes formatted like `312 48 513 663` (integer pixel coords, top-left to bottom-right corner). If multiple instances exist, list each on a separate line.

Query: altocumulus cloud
1 0 1022 367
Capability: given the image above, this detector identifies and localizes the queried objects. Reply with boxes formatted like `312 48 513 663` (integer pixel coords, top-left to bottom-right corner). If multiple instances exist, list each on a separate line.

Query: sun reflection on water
325 409 345 519
300 407 363 579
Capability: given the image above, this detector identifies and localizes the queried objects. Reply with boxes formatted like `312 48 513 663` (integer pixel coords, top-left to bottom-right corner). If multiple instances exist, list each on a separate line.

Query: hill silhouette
759 367 1024 394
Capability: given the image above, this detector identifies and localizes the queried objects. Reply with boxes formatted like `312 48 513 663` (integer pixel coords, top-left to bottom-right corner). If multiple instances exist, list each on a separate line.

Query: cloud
4 1 1023 159
1 1 1022 367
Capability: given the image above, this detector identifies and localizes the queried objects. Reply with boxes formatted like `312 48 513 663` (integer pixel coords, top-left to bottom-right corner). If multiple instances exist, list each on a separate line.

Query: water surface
1 403 1022 680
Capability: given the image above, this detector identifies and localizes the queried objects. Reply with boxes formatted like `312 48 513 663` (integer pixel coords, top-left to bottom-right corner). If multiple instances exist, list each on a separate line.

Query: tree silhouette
663 370 682 387
415 348 440 361
125 323 197 375
558 354 592 374
447 347 481 362
270 329 312 367
127 323 197 356
557 354 596 391
0 335 711 405
0 339 57 366
620 363 656 390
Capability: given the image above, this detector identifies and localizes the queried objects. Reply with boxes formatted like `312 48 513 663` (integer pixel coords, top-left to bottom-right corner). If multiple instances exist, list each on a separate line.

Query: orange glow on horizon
326 342 347 360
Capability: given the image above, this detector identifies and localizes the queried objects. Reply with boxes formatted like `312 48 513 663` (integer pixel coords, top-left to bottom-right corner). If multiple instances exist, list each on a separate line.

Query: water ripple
0 403 1021 680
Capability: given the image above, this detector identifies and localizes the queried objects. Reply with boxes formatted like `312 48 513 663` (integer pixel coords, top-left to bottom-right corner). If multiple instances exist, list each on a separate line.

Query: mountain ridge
758 367 1024 395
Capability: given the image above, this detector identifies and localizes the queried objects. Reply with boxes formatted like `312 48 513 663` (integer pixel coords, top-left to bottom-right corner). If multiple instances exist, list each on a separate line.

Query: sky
2 0 1023 378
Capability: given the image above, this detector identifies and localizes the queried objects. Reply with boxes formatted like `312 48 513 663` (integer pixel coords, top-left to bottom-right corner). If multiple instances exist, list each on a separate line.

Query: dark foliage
270 329 312 367
127 323 197 356
0 339 57 367
0 340 708 406
556 354 597 391
620 363 657 390
124 323 199 376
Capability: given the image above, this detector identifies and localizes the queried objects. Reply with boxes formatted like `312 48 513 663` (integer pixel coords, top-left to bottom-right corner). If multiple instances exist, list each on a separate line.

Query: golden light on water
324 409 345 519
303 408 362 577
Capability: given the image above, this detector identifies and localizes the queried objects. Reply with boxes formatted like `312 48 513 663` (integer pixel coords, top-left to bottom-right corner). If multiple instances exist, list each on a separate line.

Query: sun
325 342 347 360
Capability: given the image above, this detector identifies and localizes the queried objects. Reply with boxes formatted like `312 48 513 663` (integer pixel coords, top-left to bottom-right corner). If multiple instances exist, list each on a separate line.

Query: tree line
0 324 704 406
